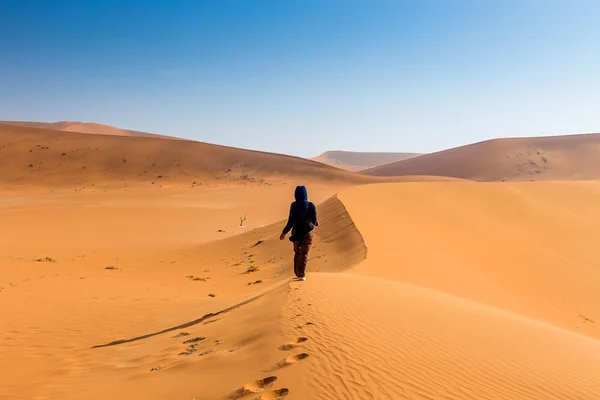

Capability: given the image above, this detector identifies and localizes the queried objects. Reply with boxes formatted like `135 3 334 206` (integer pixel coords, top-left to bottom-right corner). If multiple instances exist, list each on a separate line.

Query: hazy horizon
2 0 600 157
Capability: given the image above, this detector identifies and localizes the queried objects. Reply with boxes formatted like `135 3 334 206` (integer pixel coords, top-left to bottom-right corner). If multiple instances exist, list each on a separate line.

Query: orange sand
2 124 600 399
0 121 172 139
364 133 600 181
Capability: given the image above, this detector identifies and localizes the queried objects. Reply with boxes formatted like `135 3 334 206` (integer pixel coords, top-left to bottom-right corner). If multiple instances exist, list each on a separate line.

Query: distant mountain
311 151 422 172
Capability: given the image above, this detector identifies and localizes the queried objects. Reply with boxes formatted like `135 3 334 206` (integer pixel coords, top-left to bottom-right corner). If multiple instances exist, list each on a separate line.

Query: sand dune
363 133 600 181
0 184 364 399
340 182 600 339
0 124 378 189
268 181 600 398
282 273 600 399
0 120 172 139
312 150 421 172
3 122 600 399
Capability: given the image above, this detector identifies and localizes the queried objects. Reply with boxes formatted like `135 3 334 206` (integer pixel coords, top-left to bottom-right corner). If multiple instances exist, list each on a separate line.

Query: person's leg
293 241 301 278
296 233 313 278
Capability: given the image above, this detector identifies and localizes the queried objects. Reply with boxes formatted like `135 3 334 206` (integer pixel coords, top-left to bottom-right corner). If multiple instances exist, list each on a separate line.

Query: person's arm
311 203 319 226
282 204 294 234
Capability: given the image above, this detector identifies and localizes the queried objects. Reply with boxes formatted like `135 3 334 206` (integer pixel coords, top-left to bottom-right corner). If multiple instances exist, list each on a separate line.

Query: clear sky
1 1 599 157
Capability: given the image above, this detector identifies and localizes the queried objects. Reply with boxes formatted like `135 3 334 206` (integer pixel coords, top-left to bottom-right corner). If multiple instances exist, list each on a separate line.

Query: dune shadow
91 280 291 349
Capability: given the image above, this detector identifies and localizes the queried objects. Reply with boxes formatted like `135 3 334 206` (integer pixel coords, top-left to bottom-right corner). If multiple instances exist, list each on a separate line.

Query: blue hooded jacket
282 186 318 236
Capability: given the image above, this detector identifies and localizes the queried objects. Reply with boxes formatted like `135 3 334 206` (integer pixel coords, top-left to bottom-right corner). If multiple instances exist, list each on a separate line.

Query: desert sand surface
0 124 381 191
2 125 600 399
363 133 600 181
312 151 421 172
0 121 173 139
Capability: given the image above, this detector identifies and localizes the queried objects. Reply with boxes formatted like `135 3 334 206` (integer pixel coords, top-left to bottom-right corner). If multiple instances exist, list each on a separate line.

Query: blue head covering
294 185 309 213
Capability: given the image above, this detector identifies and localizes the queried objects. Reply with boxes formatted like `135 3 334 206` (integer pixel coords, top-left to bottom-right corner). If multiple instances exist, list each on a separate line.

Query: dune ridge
266 181 600 398
0 185 367 400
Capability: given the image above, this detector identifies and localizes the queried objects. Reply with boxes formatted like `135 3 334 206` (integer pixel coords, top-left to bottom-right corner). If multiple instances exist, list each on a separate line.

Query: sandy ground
3 126 600 399
3 180 600 399
0 180 361 400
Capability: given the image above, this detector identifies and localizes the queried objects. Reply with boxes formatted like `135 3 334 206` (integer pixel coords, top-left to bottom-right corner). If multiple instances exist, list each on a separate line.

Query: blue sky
1 1 599 157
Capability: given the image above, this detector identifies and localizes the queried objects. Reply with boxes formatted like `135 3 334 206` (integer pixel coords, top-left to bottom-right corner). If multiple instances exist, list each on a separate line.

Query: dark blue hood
282 185 318 236
294 186 308 202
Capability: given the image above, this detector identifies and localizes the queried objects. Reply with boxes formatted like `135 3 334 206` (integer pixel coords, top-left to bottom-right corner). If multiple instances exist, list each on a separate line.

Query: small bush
244 265 260 274
186 275 207 281
37 257 57 263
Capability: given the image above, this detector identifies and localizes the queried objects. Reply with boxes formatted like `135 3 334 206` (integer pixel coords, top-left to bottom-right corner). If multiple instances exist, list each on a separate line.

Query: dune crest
268 181 600 398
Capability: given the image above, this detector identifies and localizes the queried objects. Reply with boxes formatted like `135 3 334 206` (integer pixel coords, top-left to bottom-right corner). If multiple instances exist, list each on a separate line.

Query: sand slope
0 120 172 139
0 184 365 399
312 151 421 172
4 124 600 400
363 133 600 181
340 182 600 339
283 273 600 399
0 124 377 189
268 181 600 398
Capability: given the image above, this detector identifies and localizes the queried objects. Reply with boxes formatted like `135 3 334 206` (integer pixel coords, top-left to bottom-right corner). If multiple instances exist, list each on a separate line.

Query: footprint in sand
199 348 214 357
228 376 278 400
177 337 205 356
295 322 315 329
259 388 289 399
274 353 310 369
278 337 308 351
183 336 205 344
178 344 198 356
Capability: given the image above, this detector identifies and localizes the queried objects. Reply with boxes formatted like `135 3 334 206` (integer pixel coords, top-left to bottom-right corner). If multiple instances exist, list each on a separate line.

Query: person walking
280 186 318 281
